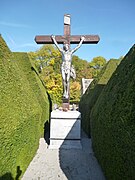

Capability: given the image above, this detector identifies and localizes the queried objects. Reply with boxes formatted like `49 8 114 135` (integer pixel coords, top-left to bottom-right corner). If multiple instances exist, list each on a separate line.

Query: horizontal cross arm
35 35 65 44
35 35 100 44
70 35 100 44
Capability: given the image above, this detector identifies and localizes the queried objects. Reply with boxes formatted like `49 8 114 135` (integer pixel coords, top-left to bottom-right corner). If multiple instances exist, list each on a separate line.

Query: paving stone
22 131 105 180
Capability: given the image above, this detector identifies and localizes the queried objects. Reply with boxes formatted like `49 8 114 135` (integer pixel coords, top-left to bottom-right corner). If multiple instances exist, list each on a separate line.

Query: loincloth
61 62 71 74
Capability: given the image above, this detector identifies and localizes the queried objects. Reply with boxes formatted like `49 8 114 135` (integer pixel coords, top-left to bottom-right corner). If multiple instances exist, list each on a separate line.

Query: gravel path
22 131 105 180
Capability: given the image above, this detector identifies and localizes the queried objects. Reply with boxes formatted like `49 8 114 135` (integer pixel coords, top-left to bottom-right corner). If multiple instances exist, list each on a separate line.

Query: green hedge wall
0 36 50 179
91 45 135 179
79 59 120 137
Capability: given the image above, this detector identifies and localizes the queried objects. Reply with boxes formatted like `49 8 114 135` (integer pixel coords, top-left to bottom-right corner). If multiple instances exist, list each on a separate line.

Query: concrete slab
50 118 81 139
49 140 82 149
49 110 81 149
51 110 81 119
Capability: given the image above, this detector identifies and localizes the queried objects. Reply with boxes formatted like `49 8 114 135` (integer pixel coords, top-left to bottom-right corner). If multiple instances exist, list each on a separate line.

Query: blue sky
0 0 135 61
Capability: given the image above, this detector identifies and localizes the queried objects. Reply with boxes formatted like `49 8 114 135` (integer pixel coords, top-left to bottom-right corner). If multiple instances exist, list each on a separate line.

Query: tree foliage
29 45 106 105
89 56 107 77
91 45 135 179
72 55 93 81
0 36 49 178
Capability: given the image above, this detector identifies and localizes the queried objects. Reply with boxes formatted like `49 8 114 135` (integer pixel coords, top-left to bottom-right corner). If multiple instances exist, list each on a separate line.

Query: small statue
51 35 85 99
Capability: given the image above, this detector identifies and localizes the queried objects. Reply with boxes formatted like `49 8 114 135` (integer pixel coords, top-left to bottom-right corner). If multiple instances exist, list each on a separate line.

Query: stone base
49 110 82 149
49 140 82 149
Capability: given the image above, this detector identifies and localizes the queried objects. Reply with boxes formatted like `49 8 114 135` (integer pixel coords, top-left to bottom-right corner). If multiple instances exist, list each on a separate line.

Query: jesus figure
51 35 85 99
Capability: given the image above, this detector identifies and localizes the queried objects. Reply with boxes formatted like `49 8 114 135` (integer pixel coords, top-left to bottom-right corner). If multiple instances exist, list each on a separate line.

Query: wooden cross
35 14 100 109
35 14 100 47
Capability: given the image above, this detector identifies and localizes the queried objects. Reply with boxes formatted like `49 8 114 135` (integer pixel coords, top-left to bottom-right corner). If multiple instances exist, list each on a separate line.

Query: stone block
49 110 82 149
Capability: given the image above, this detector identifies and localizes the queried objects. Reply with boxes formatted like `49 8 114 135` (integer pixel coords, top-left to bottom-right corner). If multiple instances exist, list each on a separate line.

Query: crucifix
35 14 100 110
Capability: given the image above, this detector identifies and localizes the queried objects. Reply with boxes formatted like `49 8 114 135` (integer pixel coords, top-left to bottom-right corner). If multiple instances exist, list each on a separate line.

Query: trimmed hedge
79 59 120 137
91 45 135 179
0 36 50 179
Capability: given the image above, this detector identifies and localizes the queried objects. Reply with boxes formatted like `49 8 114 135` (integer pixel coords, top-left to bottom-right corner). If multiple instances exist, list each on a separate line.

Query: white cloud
20 43 37 48
7 35 17 46
6 35 38 52
0 21 30 28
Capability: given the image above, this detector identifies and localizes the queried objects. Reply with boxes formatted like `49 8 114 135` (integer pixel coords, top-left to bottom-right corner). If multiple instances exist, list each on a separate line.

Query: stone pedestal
49 110 82 149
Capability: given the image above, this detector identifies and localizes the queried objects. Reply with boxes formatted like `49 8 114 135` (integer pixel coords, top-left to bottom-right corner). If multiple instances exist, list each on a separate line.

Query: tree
89 56 107 78
28 45 107 105
70 81 81 103
28 45 61 72
72 55 93 81
90 56 106 69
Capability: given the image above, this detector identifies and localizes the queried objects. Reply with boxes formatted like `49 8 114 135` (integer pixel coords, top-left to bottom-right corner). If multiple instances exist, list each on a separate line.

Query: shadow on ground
58 129 105 180
0 166 22 180
44 121 50 145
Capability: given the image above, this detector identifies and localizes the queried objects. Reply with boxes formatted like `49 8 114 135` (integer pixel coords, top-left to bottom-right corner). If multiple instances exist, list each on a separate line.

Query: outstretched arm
71 36 85 54
51 35 63 52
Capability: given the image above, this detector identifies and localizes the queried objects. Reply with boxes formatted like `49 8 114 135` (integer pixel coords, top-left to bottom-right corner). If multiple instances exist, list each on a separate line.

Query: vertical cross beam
64 14 71 47
63 14 71 110
35 14 100 110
